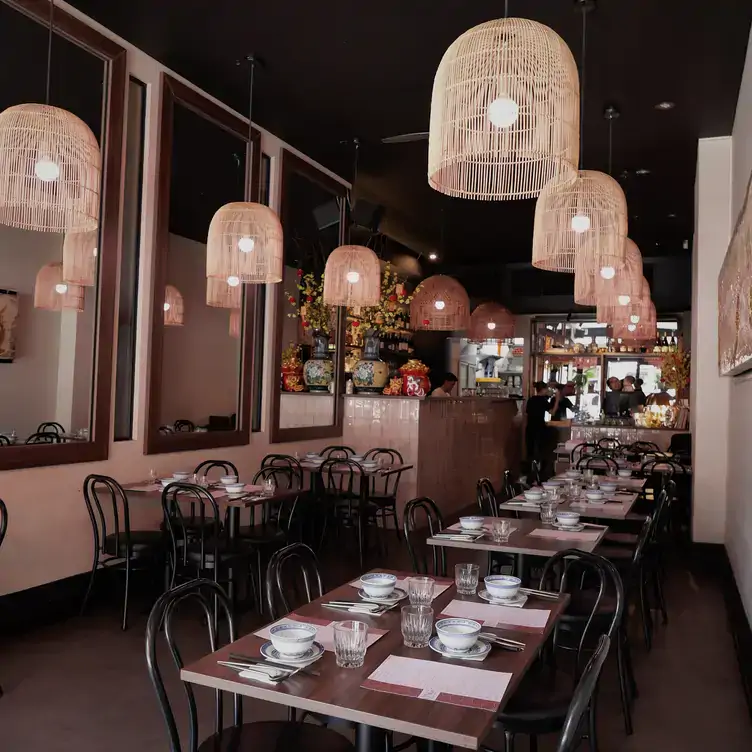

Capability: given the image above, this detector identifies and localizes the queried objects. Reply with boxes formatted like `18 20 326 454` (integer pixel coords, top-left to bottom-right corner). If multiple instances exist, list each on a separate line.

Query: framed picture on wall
0 288 18 363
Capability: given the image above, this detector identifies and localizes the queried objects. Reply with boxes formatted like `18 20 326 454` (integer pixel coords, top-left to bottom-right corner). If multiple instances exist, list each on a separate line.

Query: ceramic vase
351 335 389 393
303 331 334 392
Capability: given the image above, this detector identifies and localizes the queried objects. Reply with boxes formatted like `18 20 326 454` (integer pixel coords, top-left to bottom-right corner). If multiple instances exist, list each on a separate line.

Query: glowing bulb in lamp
618 295 631 306
487 322 496 331
92 247 98 258
54 283 68 295
34 157 60 182
163 302 171 312
630 314 640 324
434 300 446 311
627 323 637 332
488 96 519 128
227 275 240 287
346 270 360 284
570 213 591 233
238 236 255 253
600 266 616 280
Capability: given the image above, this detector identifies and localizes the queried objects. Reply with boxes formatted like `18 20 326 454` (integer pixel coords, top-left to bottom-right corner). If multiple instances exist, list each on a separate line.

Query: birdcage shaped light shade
468 302 516 341
164 285 184 326
410 275 469 331
599 276 651 325
428 18 580 201
612 310 657 341
206 276 242 309
533 170 628 273
34 262 84 312
62 228 98 286
206 202 283 284
323 245 381 306
0 104 101 233
595 238 643 309
229 309 241 338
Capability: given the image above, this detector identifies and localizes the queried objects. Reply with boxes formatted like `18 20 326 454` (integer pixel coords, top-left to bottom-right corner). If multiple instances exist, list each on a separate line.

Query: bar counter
342 395 521 522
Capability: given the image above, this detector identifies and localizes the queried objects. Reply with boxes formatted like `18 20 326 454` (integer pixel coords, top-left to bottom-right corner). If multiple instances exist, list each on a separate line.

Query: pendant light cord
504 0 509 18
242 54 256 202
45 0 54 104
607 116 613 176
579 8 587 169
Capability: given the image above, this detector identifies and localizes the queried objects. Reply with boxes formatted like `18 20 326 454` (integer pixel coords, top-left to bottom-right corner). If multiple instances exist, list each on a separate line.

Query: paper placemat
362 655 511 711
448 522 518 536
502 499 542 509
349 576 453 600
439 599 550 633
211 484 264 499
528 528 603 542
254 613 387 652
124 481 161 493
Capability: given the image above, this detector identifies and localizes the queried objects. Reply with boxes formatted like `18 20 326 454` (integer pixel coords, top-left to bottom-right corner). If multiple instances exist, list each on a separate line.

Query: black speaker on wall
351 199 384 231
312 199 341 230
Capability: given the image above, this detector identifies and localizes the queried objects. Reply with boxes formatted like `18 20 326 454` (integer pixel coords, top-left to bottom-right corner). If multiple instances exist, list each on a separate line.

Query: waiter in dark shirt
549 382 575 421
525 381 552 462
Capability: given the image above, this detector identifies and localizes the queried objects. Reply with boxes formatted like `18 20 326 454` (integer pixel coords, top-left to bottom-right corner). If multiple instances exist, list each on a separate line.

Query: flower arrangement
661 346 691 392
286 270 332 334
281 342 302 369
349 263 417 337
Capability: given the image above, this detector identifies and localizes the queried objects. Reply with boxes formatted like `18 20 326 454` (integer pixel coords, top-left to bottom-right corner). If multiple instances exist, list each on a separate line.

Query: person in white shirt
431 372 458 398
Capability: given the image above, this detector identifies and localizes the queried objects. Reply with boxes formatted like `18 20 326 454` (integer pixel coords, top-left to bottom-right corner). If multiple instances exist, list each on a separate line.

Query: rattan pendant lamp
410 274 469 331
34 262 84 312
595 237 643 310
598 275 650 325
163 285 184 326
468 302 516 341
206 56 283 285
206 276 242 309
612 300 656 341
533 2 627 274
62 229 98 286
428 1 580 200
323 140 381 306
0 1 100 233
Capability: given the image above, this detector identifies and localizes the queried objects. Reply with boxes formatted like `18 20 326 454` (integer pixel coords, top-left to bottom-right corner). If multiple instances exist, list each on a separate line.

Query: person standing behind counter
525 381 553 463
431 372 458 398
549 382 575 421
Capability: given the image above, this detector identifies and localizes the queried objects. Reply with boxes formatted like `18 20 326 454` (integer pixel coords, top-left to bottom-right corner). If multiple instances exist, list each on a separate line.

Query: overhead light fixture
164 285 184 326
434 300 446 310
468 302 516 341
410 274 469 331
428 16 579 200
627 323 637 332
62 229 98 286
595 238 643 312
487 322 497 330
428 252 438 261
34 262 84 312
600 266 616 279
206 276 241 308
323 244 380 306
635 168 651 176
654 101 675 110
618 295 631 305
206 56 283 284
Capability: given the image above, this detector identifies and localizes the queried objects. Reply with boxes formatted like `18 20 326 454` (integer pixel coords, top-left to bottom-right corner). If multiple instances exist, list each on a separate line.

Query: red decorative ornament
288 296 295 303
301 320 308 328
352 320 360 327
389 294 397 302
297 268 303 277
306 295 313 303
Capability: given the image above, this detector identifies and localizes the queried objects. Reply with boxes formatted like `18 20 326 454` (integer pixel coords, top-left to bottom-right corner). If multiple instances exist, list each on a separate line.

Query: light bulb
92 247 98 257
627 323 637 332
618 295 631 306
488 96 519 128
227 275 240 287
34 157 60 182
163 302 171 312
238 236 255 253
429 252 438 261
600 266 616 280
54 283 68 295
571 213 591 233
630 314 640 324
487 322 497 330
434 300 446 311
346 270 360 284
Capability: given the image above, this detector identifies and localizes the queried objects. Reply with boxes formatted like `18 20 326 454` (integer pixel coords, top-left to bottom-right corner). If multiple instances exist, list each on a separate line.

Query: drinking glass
401 605 433 648
333 620 369 668
583 469 594 485
407 576 435 606
608 466 618 477
263 477 277 497
540 501 557 524
491 518 513 542
455 563 480 595
149 468 158 484
546 487 560 503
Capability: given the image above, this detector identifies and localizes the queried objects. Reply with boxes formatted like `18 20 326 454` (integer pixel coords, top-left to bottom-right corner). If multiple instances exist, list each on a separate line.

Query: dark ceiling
27 1 752 310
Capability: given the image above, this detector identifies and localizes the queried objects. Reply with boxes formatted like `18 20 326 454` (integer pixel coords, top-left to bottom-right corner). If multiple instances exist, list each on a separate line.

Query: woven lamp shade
533 170 628 273
574 260 597 306
594 238 643 310
410 275 469 331
229 309 241 339
0 104 100 233
206 277 242 309
468 302 516 341
163 285 184 326
428 18 579 201
323 245 381 306
599 276 651 325
34 262 84 312
206 202 283 284
62 229 98 286
612 300 656 341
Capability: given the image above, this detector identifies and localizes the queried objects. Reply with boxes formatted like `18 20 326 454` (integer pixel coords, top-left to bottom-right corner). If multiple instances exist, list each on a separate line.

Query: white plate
358 587 407 604
477 590 528 608
553 523 585 532
259 640 325 665
428 636 491 660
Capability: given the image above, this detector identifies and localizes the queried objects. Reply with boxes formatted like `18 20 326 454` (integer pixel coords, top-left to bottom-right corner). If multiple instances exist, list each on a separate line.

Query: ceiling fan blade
381 131 429 144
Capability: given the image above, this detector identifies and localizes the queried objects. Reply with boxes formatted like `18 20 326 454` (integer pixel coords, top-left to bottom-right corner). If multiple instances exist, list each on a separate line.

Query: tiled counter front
570 425 690 452
280 393 335 429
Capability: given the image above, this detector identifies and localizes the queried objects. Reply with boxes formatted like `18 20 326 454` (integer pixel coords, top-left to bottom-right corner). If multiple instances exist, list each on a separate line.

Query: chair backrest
25 431 61 444
251 467 302 534
0 497 8 552
402 497 446 577
0 434 10 446
628 440 660 455
530 459 542 485
174 419 195 432
570 442 598 464
83 475 133 557
363 447 404 497
576 453 618 472
319 458 359 498
540 549 624 677
597 436 620 451
193 459 239 480
37 421 64 435
556 635 611 752
265 543 324 619
320 445 355 460
477 477 498 516
158 425 175 434
146 579 241 752
260 454 303 489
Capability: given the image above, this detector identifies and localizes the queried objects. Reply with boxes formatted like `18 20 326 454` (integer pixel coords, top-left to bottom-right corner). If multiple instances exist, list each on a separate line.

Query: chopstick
227 653 320 677
519 587 560 601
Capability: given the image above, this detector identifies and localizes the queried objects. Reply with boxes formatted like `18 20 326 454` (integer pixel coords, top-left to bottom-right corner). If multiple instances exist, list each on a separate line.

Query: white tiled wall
279 394 335 429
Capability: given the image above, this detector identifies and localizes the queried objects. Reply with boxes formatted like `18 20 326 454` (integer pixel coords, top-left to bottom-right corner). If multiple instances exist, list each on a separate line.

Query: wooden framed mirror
0 0 125 470
145 74 264 454
269 149 347 443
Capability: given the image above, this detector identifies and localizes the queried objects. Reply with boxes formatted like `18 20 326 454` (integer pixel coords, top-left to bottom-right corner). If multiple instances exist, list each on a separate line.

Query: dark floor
1 530 751 752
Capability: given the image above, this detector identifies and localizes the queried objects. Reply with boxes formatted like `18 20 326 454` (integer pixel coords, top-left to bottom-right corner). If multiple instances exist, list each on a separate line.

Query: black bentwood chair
174 419 195 432
37 421 65 435
81 475 165 630
193 459 239 481
363 447 404 543
402 497 447 577
145 579 355 752
477 477 499 517
25 431 62 444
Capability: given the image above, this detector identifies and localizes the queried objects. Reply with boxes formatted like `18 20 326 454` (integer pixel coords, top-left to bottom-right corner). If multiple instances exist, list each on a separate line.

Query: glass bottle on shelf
653 337 661 353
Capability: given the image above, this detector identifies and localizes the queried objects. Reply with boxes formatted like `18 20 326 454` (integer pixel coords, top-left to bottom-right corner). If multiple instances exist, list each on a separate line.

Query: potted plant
280 342 304 392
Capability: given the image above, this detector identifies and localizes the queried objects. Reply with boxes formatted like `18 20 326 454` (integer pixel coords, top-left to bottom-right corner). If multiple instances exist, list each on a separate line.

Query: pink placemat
528 528 603 542
124 481 162 493
438 599 550 633
254 613 387 652
362 655 511 711
349 576 453 600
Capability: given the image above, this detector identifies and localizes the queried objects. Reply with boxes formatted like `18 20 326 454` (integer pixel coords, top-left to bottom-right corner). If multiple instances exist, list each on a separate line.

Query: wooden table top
180 569 569 750
554 472 647 490
123 481 300 508
499 491 639 520
300 461 414 477
427 517 608 556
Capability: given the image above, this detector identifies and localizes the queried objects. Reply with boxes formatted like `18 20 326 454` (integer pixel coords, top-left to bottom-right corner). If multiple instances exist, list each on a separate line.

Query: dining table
553 471 647 491
180 568 570 751
498 491 641 520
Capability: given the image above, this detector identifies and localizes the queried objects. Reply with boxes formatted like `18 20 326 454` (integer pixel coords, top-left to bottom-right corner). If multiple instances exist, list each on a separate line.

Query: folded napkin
238 667 288 684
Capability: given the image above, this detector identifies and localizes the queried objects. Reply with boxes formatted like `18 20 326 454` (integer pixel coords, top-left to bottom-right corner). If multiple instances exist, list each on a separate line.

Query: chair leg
392 507 400 544
588 695 600 752
616 630 634 735
504 730 515 752
652 568 668 625
80 553 99 616
638 571 652 651
624 634 639 700
121 559 131 632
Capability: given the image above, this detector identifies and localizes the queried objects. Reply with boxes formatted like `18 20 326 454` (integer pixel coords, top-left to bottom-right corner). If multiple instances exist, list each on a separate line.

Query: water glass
546 487 560 503
333 620 369 668
583 469 594 484
149 468 158 483
263 477 277 497
455 563 480 595
401 605 433 648
608 466 618 477
407 576 435 606
491 518 513 542
540 501 557 524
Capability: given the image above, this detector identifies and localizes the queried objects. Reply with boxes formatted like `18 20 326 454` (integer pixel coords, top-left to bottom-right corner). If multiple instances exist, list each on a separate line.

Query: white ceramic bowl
224 482 245 495
599 482 617 494
350 455 365 462
269 623 317 657
361 461 379 469
160 477 175 488
435 618 481 652
459 516 485 531
172 471 191 481
220 475 239 485
524 490 544 502
556 511 581 527
305 451 320 457
585 491 605 504
484 575 521 600
360 573 397 598
618 469 632 478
